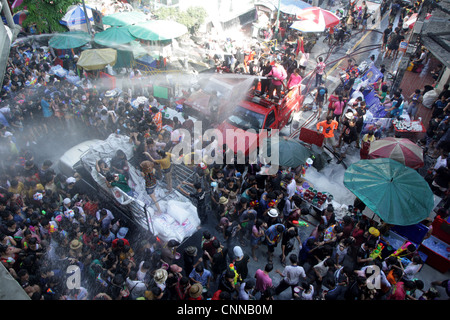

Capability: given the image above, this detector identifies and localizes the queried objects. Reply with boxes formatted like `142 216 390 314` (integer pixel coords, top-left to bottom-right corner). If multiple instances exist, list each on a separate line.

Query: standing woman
140 160 162 214
144 150 174 194
332 95 345 126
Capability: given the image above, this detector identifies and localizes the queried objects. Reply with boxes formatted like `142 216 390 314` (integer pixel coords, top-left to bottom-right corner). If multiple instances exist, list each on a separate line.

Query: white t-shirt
301 285 314 300
403 263 422 281
282 265 306 285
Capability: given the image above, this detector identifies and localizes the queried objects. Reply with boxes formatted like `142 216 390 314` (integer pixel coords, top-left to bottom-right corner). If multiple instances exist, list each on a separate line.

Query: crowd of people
0 1 449 302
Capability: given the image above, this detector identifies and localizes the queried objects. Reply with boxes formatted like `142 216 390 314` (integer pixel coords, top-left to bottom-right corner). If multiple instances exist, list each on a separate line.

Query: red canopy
296 7 341 29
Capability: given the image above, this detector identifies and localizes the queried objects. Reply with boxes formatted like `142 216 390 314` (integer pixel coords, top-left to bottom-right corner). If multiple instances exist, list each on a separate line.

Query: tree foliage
16 0 82 33
154 6 207 35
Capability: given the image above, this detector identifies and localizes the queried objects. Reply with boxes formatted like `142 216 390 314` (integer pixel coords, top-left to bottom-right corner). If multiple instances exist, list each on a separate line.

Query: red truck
217 82 304 156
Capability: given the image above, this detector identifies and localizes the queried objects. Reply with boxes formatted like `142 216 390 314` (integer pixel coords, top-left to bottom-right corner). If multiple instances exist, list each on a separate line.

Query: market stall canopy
343 158 434 226
368 137 424 169
48 31 91 49
94 26 136 47
102 11 149 26
264 137 312 168
77 48 117 70
60 5 94 29
128 20 188 41
113 40 148 59
296 7 340 28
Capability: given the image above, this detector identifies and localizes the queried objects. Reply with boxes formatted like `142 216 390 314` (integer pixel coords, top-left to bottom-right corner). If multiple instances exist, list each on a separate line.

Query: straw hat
185 246 198 257
219 197 229 205
70 239 83 251
140 160 153 170
189 283 203 299
153 268 168 284
345 111 354 119
229 191 237 199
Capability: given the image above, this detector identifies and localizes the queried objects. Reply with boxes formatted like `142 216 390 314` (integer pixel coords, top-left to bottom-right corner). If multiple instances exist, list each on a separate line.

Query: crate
299 127 324 147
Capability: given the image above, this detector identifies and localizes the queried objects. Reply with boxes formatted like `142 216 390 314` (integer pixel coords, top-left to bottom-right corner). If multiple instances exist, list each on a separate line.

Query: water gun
229 263 241 285
292 220 309 227
268 199 278 208
389 241 412 258
249 200 259 207
96 274 108 288
369 243 384 260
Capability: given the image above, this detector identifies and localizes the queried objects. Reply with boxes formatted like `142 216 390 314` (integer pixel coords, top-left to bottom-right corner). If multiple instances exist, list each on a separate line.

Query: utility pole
391 0 431 93
274 0 281 34
81 0 93 35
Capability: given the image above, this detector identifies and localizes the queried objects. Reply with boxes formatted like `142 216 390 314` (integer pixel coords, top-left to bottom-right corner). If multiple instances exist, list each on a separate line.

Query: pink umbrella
11 0 23 9
368 137 424 169
296 7 340 29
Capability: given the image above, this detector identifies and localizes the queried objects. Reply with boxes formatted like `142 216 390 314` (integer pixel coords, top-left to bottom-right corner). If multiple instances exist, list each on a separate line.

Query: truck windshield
226 105 266 131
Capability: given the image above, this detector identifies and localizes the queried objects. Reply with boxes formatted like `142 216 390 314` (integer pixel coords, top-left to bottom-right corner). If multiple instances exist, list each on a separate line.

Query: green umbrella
128 20 188 41
112 40 147 59
48 31 91 49
102 11 148 26
343 158 434 226
264 137 312 168
94 26 136 47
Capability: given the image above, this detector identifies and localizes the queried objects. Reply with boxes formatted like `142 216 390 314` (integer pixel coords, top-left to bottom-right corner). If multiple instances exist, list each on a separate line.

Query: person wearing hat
153 268 168 291
267 58 287 100
69 239 83 261
232 245 250 281
188 282 203 300
182 245 199 276
265 207 282 228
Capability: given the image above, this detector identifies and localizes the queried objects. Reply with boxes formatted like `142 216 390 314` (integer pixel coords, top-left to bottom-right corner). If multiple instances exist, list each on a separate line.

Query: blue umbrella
60 5 94 27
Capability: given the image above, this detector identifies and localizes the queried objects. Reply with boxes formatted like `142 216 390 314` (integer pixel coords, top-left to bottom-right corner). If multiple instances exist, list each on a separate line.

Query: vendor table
393 120 426 141
419 236 450 273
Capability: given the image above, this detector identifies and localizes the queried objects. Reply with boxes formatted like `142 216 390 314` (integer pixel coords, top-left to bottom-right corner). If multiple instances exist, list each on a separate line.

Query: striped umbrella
13 10 28 25
368 137 424 169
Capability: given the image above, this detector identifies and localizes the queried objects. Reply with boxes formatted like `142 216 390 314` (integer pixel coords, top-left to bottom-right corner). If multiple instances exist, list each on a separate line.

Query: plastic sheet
80 133 200 242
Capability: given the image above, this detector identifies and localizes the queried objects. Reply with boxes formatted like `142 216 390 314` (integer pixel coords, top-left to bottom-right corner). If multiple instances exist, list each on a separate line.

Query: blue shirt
189 269 212 287
41 99 53 118
265 223 285 244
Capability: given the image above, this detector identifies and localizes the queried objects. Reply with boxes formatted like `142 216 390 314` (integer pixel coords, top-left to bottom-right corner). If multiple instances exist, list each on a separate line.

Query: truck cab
217 84 304 156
